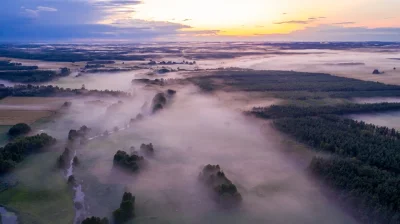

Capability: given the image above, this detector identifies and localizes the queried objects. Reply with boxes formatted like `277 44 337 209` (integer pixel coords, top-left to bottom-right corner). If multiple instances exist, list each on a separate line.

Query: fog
7 45 398 223
349 111 400 131
32 75 357 223
199 49 400 85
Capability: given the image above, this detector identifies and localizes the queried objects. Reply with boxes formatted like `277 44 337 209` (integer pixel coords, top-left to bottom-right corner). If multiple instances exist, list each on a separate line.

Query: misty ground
1 42 400 224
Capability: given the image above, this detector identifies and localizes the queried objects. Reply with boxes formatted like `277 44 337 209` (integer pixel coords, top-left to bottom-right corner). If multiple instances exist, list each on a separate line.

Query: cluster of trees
57 148 71 169
0 66 38 71
251 103 400 119
68 125 91 142
0 60 38 71
150 90 176 114
273 115 400 222
60 67 71 76
310 157 400 224
0 133 56 174
0 61 22 66
113 192 135 223
132 78 166 86
7 123 31 137
0 84 130 99
87 60 116 65
79 192 135 224
274 116 400 172
0 47 147 62
85 64 105 69
0 60 72 83
140 143 154 155
0 70 58 83
152 92 167 113
113 150 144 172
199 164 242 206
148 60 196 65
81 216 109 224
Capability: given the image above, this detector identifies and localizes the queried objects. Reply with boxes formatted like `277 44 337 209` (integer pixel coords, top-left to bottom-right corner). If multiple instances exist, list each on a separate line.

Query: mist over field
0 0 399 221
3 42 400 224
32 82 355 223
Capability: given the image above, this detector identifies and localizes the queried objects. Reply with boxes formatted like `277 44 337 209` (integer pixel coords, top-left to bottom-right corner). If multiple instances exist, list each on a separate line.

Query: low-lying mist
33 80 357 223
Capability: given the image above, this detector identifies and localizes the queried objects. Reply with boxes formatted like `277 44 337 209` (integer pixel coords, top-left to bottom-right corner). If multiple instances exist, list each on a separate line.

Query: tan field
0 97 68 125
0 110 55 125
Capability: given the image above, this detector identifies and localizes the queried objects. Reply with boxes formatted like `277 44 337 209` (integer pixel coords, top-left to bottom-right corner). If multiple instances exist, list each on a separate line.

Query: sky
0 0 399 42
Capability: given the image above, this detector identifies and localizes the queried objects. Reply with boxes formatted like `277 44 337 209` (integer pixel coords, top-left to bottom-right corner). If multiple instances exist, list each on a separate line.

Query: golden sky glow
128 0 400 36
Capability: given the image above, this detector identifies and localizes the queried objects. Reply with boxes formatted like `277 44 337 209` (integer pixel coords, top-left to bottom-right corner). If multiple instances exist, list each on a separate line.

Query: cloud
92 0 141 8
20 6 57 18
257 25 400 41
274 20 310 25
37 6 57 12
274 16 326 25
0 18 199 42
183 19 191 22
332 21 356 25
22 8 39 18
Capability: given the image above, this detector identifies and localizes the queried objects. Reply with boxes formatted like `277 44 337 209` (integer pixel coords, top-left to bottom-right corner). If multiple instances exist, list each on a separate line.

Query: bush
113 192 135 223
8 123 31 137
81 216 109 224
0 133 56 174
113 150 144 172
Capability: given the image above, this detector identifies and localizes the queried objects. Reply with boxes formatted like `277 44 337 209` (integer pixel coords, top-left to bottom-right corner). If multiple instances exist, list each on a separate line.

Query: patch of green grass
0 185 73 224
0 150 74 224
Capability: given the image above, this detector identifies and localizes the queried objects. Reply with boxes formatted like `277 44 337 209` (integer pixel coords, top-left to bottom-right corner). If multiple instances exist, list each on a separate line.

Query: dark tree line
0 66 38 71
310 157 400 224
0 84 130 99
0 133 56 174
274 116 400 173
251 103 400 119
273 115 400 223
0 70 58 83
0 48 146 62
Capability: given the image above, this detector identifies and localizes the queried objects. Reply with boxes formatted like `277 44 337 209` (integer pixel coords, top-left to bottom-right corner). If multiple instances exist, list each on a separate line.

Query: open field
0 150 74 224
0 110 55 125
0 97 67 125
0 97 67 109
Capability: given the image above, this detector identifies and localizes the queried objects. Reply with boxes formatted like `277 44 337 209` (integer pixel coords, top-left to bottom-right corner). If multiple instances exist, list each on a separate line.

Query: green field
0 150 74 224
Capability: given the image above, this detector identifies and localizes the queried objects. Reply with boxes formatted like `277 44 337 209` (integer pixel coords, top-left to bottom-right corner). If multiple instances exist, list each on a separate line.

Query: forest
272 115 400 223
251 102 400 118
0 47 147 62
0 84 130 99
274 116 400 173
310 157 400 224
0 60 71 83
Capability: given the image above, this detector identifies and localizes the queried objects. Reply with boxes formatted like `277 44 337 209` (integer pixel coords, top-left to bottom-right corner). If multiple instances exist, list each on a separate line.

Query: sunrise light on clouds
0 0 399 41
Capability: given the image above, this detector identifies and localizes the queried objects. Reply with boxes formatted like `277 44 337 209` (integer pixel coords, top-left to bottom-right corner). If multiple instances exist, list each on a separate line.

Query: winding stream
0 207 18 224
65 151 86 224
